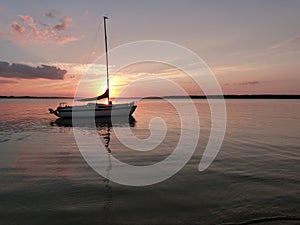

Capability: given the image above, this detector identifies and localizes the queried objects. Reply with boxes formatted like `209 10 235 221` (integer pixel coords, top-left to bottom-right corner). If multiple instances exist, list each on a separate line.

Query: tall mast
103 16 109 104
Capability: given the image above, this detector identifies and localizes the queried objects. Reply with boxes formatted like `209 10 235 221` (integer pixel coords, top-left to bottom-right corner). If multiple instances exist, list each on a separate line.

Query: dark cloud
225 81 259 86
53 17 72 31
239 81 259 85
0 79 18 84
45 12 55 18
0 61 67 80
44 9 60 18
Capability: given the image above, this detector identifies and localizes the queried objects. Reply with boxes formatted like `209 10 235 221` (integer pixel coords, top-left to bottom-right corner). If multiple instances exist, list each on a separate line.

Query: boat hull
49 103 137 118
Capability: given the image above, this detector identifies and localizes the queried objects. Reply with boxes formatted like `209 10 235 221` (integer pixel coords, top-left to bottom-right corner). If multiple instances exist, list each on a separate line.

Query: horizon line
1 94 300 99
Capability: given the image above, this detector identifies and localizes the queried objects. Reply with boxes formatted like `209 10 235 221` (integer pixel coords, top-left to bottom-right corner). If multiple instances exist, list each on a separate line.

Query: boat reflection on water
50 115 136 128
50 116 136 221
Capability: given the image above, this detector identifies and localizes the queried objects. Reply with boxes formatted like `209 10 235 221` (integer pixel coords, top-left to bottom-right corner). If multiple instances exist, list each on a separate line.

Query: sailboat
49 16 137 118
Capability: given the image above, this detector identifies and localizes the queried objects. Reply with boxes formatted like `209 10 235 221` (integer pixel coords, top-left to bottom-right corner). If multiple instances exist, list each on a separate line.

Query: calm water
0 99 299 225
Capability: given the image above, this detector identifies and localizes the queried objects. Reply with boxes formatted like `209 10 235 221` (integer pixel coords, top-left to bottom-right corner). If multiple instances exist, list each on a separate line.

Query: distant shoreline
0 95 299 99
0 96 73 99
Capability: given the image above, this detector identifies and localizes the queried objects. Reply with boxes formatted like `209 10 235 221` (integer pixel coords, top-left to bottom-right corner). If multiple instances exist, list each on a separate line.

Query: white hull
49 102 136 118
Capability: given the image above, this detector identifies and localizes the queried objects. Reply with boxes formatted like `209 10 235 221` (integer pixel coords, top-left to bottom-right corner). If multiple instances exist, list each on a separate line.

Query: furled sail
77 89 109 102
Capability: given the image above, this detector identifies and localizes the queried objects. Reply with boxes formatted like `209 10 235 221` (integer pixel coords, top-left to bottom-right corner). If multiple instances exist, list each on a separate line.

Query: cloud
225 81 259 86
1 13 78 45
53 17 72 31
0 79 18 84
19 15 30 21
44 9 60 18
57 35 79 44
11 22 26 36
238 81 259 85
0 61 67 80
45 12 54 18
19 15 39 36
0 31 9 36
213 65 256 75
271 36 300 50
118 62 172 75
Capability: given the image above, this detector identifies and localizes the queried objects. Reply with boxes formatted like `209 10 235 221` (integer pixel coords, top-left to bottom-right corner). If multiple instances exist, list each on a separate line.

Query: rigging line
85 18 104 64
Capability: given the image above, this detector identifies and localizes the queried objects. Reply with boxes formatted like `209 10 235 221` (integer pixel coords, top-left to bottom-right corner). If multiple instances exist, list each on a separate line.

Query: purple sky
0 0 299 96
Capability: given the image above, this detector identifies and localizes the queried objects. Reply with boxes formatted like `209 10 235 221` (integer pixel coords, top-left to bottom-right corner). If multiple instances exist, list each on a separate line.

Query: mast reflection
50 116 136 221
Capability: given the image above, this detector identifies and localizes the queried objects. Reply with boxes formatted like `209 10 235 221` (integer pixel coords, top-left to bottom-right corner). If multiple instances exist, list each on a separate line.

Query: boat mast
103 16 110 104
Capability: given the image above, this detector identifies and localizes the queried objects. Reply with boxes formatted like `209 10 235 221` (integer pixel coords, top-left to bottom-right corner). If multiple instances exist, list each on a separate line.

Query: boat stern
129 102 137 115
48 108 61 117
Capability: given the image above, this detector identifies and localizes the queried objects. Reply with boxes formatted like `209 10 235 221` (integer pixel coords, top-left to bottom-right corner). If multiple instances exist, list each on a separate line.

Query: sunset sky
0 0 299 97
